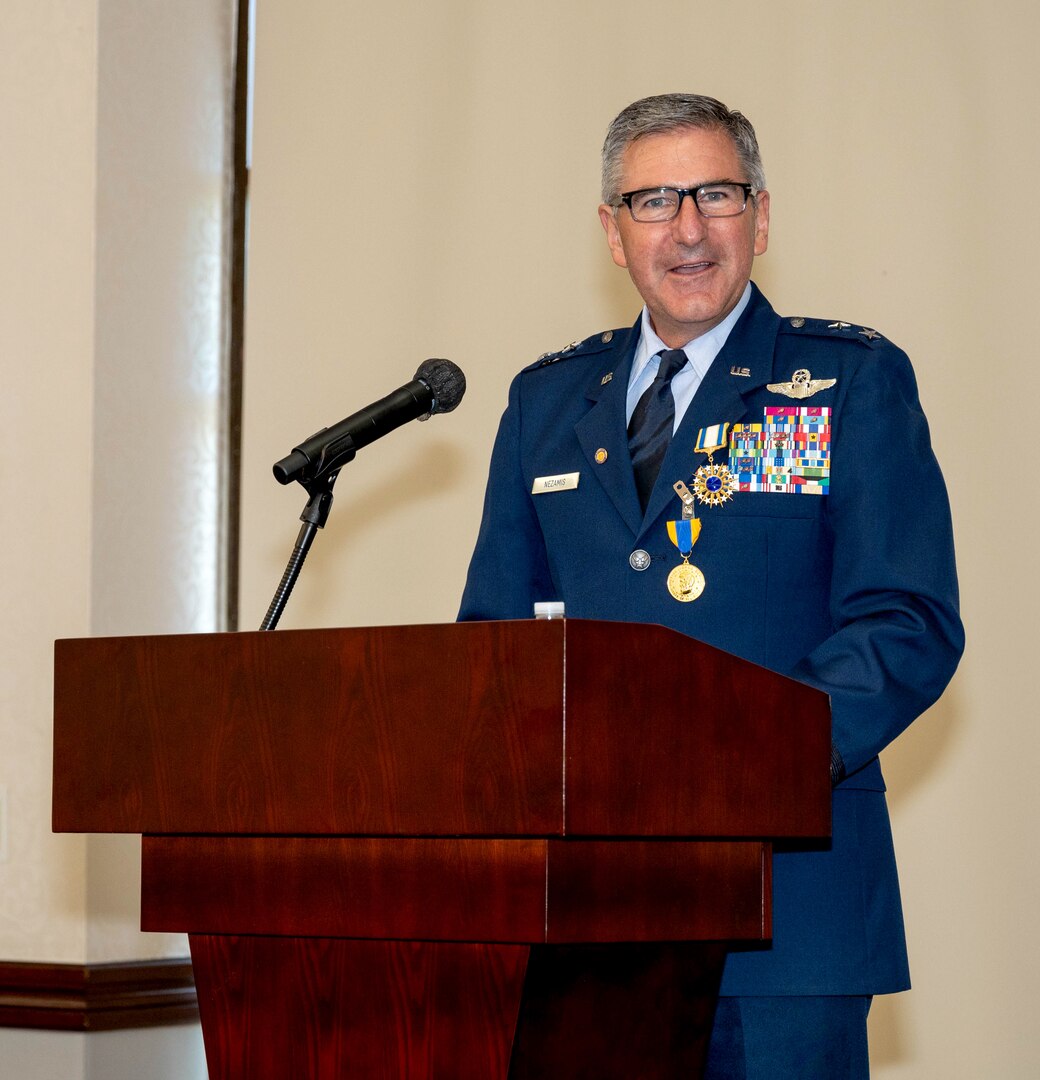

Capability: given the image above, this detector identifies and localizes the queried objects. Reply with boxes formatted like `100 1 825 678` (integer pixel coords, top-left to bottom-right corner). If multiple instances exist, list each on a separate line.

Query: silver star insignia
766 368 837 400
858 328 881 340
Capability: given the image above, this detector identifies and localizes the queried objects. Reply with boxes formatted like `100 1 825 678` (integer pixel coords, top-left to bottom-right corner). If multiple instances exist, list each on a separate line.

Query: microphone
272 358 466 485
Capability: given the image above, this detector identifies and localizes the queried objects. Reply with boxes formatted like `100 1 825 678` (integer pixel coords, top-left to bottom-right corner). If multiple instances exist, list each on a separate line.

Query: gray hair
601 93 766 205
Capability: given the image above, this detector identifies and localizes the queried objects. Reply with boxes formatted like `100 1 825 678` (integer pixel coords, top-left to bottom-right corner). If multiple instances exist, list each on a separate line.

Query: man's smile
669 260 714 275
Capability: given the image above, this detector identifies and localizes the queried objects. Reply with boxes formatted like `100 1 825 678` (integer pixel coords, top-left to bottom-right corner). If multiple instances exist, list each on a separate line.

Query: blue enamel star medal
693 423 736 507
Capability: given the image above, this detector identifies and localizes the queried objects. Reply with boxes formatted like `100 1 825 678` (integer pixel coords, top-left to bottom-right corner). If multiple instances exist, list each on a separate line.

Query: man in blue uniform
459 94 963 1078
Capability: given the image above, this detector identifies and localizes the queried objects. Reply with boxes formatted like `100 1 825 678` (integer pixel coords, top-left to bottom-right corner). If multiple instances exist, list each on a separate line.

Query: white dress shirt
625 282 752 431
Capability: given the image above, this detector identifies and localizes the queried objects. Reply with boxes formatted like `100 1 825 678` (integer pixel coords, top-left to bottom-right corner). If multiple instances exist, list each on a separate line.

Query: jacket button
629 549 651 571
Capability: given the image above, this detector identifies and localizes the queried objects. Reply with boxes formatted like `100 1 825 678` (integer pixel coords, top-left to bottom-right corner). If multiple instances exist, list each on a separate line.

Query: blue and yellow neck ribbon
666 517 702 557
695 423 730 459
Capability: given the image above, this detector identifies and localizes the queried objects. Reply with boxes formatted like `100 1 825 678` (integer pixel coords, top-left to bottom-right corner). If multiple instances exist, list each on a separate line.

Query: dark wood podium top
53 618 830 840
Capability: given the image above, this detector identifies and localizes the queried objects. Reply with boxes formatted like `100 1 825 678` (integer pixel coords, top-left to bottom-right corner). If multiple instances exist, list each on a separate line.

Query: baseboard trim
0 958 199 1031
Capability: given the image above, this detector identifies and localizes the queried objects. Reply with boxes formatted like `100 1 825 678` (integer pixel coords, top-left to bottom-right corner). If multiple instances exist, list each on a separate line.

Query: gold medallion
667 560 705 602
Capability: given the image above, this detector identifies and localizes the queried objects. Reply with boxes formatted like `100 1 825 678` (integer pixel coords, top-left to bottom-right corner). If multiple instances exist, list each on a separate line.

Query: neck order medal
693 423 736 507
666 518 705 602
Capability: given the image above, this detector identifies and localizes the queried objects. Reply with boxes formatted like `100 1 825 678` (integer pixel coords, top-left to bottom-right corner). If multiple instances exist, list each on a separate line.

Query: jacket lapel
572 288 784 540
574 320 643 536
639 284 783 536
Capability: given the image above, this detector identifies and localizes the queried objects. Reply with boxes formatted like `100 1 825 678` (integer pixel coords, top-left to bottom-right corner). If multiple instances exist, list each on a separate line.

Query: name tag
532 472 580 494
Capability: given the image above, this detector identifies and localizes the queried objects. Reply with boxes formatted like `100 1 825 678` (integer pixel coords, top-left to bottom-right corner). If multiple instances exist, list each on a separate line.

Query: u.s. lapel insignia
600 372 613 385
766 369 837 400
730 365 751 377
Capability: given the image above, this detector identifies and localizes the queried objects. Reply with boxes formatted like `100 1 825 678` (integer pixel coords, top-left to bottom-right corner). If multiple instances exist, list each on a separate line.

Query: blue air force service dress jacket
458 283 964 996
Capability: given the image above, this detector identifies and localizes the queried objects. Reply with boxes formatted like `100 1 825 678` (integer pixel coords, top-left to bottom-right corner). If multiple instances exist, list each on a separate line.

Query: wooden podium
53 618 830 1079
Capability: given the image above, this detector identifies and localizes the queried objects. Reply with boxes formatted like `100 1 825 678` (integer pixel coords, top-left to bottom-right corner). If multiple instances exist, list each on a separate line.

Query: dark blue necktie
628 349 688 512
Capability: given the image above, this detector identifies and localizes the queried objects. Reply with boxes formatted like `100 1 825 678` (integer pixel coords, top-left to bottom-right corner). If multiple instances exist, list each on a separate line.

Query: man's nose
672 193 708 245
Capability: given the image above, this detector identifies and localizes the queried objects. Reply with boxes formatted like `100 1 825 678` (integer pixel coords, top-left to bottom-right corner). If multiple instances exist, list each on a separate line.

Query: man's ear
753 189 770 256
598 204 629 269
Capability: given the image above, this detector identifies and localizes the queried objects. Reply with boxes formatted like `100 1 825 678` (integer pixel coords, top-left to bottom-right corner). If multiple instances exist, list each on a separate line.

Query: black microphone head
415 358 466 414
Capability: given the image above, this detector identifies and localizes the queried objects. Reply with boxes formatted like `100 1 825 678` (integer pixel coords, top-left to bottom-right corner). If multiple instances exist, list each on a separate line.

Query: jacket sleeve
458 371 557 621
790 342 964 782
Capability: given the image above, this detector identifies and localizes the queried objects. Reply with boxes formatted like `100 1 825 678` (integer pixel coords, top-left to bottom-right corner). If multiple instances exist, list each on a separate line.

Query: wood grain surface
54 619 829 840
190 936 528 1080
142 835 770 943
53 619 831 1078
189 936 726 1080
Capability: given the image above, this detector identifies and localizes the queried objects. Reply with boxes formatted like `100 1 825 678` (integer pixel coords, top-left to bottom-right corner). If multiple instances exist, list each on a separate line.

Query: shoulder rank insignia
767 368 836 400
534 329 621 367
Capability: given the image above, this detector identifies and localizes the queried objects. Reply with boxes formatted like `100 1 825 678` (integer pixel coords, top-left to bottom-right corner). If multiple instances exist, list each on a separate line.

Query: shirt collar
629 281 753 385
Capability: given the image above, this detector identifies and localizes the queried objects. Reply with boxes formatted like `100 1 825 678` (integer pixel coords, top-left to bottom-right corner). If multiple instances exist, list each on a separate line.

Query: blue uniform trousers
705 996 872 1079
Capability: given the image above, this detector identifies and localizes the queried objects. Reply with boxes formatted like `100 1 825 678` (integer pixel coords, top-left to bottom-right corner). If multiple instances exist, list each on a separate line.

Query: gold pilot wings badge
766 369 836 400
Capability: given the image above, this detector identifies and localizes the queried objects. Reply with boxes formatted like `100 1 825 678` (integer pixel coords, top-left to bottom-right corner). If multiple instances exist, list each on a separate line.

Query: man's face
598 126 770 348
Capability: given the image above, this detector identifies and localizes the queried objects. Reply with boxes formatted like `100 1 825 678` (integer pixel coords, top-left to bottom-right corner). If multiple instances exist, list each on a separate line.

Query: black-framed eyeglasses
615 182 755 222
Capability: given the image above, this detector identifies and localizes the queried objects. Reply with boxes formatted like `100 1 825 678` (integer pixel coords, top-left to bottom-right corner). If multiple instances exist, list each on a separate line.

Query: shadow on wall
867 678 966 1070
882 679 965 811
870 989 908 1070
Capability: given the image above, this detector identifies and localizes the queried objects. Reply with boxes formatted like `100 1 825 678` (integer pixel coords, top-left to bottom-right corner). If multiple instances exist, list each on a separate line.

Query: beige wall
1 0 98 964
1 0 229 1075
0 0 232 966
241 2 1039 1076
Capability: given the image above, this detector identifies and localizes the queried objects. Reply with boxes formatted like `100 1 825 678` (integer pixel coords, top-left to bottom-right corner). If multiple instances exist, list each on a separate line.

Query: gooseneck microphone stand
259 468 339 631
